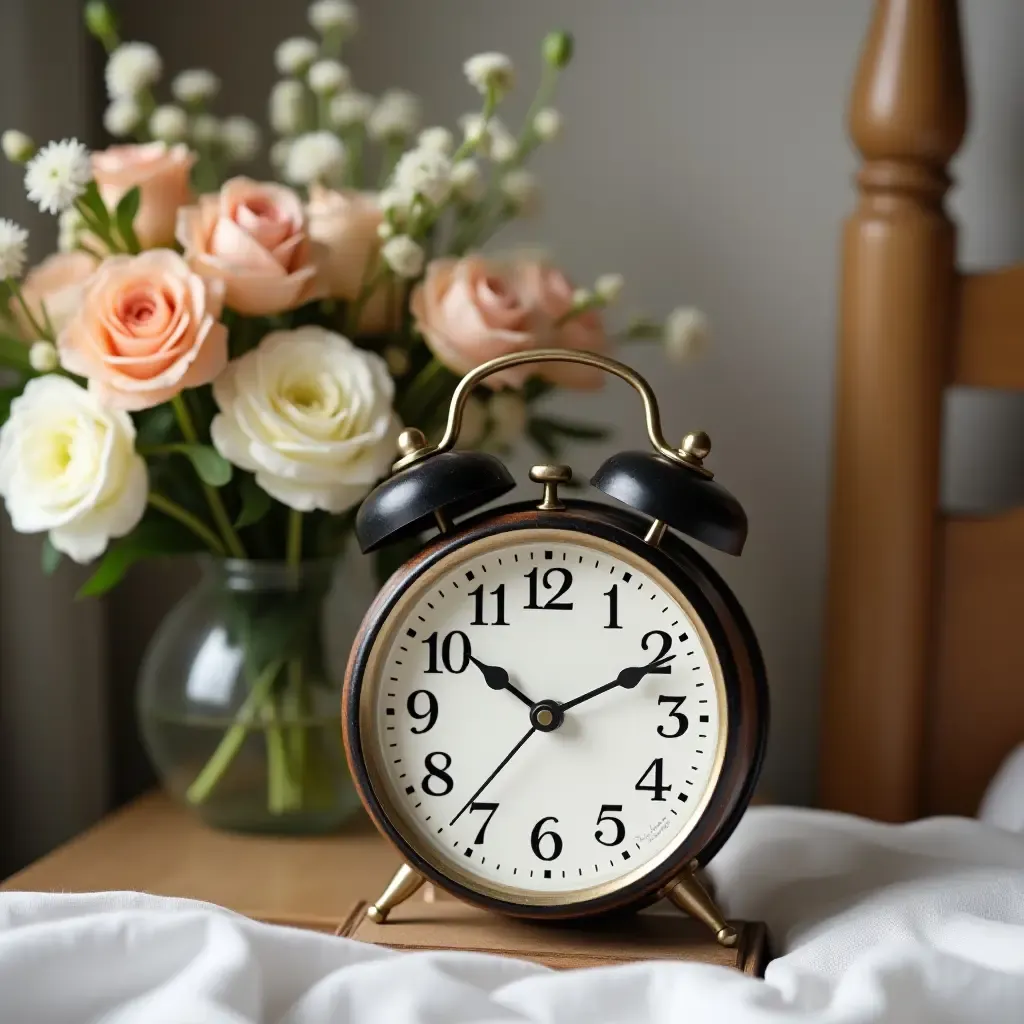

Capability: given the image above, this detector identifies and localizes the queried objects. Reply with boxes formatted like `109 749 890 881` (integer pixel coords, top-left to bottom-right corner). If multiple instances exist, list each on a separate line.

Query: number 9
407 689 438 734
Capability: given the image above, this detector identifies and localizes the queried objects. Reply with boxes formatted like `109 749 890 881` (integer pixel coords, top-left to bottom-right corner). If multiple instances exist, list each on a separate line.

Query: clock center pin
530 699 564 732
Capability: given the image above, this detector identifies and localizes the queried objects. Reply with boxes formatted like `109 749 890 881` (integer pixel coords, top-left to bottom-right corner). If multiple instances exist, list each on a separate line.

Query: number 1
604 585 622 629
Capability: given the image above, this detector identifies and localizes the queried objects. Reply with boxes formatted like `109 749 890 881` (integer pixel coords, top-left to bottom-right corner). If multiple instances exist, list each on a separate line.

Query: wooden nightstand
0 792 399 934
1 792 767 973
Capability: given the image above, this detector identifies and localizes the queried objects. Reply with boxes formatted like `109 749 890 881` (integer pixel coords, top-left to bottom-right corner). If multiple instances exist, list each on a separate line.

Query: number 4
635 757 672 801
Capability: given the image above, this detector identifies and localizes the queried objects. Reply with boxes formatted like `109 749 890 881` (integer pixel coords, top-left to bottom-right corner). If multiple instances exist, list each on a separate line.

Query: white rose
0 376 147 562
211 327 401 513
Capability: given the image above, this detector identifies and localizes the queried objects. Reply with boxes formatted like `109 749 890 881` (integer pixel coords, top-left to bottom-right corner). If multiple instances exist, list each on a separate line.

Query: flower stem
400 358 448 425
171 394 247 559
287 507 303 567
148 493 228 556
6 278 50 343
184 657 285 806
284 505 307 805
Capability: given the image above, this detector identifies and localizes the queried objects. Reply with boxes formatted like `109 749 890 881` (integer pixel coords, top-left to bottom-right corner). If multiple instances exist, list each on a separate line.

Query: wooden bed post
820 0 967 820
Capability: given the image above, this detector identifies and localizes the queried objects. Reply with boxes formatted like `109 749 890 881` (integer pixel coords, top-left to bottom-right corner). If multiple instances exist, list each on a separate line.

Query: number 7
468 801 499 844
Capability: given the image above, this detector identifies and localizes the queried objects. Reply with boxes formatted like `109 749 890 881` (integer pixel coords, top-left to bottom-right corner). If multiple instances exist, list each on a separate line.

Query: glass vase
137 558 366 834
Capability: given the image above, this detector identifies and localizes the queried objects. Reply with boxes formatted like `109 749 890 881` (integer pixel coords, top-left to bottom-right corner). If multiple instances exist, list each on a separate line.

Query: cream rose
0 375 147 563
410 256 608 390
177 177 325 316
58 249 229 412
211 326 400 513
92 142 195 249
14 251 97 339
305 185 395 333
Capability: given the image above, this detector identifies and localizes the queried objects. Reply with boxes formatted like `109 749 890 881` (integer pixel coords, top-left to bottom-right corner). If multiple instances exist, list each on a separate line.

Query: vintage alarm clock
343 350 767 947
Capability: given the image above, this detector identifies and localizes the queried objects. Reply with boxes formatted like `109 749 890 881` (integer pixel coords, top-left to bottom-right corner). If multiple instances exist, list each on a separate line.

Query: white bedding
2 806 1023 1023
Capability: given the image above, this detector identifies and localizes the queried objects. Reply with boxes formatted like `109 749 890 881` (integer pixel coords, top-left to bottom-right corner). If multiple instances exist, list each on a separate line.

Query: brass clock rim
355 527 730 909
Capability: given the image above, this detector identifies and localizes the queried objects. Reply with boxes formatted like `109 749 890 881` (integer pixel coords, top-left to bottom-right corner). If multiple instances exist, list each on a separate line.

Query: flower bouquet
0 0 706 831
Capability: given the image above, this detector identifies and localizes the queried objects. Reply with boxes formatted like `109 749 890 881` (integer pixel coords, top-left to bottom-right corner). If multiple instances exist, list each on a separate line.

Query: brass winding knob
393 427 436 471
530 464 572 510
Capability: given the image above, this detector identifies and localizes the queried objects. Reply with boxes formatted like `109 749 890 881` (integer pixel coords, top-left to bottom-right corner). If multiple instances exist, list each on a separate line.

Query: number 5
594 804 625 846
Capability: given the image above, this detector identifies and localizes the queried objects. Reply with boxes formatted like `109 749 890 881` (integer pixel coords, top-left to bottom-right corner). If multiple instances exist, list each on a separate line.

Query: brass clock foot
366 863 426 924
665 860 737 948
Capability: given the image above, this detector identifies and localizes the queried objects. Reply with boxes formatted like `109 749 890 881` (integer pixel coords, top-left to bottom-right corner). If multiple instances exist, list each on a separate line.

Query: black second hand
449 726 536 826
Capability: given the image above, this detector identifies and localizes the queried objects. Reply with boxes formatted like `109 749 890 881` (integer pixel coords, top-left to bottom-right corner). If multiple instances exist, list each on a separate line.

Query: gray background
2 1 1023 868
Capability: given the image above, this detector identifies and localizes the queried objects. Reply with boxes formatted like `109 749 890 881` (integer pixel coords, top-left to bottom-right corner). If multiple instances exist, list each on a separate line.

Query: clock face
358 529 727 905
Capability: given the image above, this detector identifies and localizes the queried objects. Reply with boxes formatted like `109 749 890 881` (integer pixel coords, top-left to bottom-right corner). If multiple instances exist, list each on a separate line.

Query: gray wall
93 1 1024 806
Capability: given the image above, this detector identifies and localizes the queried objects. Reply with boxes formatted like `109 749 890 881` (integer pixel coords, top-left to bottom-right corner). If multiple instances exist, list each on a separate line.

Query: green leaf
0 334 32 370
41 537 62 575
531 415 610 443
144 443 233 487
78 180 111 230
177 444 233 486
114 186 141 254
77 519 199 599
235 474 272 529
134 404 178 446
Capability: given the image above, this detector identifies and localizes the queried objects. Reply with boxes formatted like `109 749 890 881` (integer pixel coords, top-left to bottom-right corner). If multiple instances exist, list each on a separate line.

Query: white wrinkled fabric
2 807 1023 1023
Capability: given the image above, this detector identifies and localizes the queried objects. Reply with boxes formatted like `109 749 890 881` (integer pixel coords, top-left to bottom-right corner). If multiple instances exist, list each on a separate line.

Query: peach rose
58 249 228 412
177 177 324 317
410 256 608 390
306 185 395 334
515 262 608 389
92 143 196 249
14 251 98 339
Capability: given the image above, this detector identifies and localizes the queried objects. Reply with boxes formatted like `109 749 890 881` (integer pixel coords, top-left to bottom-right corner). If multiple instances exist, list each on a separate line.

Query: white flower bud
149 105 188 143
221 116 261 163
450 159 485 204
368 89 420 141
0 219 28 279
308 59 350 95
488 391 526 448
284 131 347 185
376 221 395 240
381 235 425 279
417 126 454 155
191 114 221 146
594 273 624 304
501 168 540 216
104 97 142 137
330 90 374 128
275 37 319 77
572 287 593 307
664 307 710 365
463 52 515 96
105 42 162 99
2 130 36 164
29 341 59 373
171 69 220 106
383 345 410 377
269 79 305 136
58 207 85 253
533 107 562 141
489 123 518 164
270 138 292 170
391 147 452 207
308 0 358 37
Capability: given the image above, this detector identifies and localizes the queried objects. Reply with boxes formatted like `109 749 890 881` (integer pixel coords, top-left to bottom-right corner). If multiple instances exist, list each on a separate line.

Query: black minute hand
561 654 676 712
469 656 534 708
449 726 536 825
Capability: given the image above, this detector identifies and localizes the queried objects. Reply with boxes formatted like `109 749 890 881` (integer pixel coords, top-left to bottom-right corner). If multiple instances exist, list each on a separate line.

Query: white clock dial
364 531 726 901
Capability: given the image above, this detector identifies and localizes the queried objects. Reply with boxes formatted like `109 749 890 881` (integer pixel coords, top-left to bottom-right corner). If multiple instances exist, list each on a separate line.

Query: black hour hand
617 654 675 688
469 656 534 708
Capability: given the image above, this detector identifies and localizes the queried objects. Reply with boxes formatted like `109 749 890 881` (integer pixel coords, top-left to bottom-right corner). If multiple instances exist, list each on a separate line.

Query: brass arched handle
436 349 686 465
392 349 712 477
